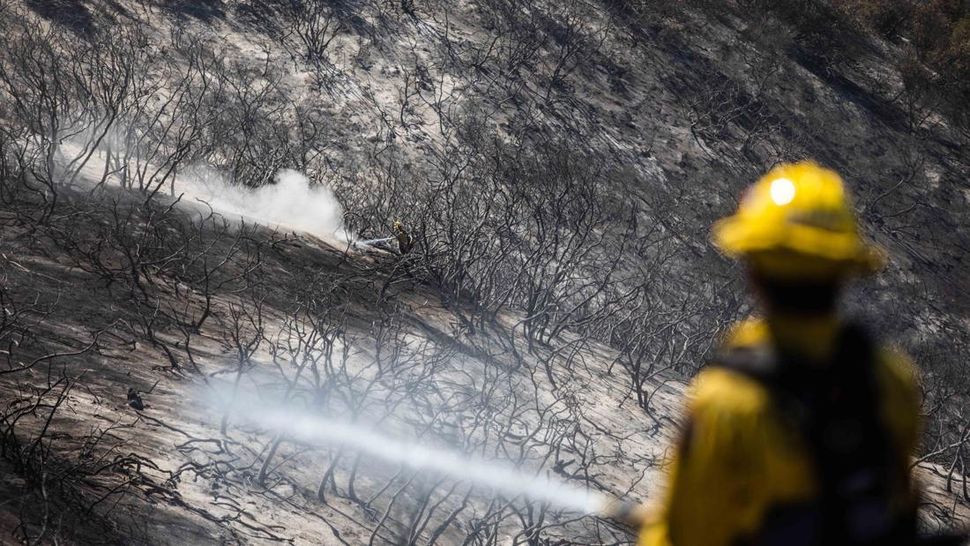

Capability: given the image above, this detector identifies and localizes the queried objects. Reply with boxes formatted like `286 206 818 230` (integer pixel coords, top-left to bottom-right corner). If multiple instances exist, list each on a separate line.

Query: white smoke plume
53 133 351 243
182 166 350 243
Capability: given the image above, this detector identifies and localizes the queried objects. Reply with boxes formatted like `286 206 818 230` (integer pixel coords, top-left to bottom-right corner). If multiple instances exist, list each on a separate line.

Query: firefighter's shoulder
689 366 772 419
721 316 770 350
688 317 773 416
873 343 921 453
874 343 919 394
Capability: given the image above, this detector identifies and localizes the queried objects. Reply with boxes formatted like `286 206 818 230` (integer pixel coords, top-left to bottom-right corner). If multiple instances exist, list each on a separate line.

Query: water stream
215 391 609 515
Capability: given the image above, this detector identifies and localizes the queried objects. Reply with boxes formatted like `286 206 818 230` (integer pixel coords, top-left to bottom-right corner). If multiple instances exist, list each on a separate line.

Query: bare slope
0 184 683 544
2 0 970 544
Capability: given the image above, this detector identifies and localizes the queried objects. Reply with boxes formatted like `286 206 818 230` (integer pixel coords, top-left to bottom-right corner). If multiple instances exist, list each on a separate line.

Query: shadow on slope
24 0 95 34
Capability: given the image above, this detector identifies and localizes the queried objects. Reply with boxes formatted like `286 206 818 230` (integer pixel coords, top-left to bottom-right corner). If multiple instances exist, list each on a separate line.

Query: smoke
182 166 350 243
51 132 351 242
212 388 608 516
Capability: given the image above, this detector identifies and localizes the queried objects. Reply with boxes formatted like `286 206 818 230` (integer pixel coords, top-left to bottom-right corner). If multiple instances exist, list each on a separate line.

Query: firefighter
394 219 414 255
637 161 930 546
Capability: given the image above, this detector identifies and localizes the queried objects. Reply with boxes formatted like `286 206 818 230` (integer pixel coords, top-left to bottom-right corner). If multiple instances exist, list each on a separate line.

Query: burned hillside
1 0 969 544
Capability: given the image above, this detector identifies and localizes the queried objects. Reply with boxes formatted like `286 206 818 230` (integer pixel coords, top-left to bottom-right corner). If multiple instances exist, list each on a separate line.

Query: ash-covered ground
1 0 969 544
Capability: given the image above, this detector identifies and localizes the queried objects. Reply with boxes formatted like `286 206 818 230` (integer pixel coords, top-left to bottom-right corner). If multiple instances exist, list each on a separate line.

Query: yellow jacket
639 318 921 546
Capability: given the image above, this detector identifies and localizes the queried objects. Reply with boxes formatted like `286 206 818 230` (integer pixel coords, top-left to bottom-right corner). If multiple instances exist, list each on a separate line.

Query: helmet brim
713 216 886 279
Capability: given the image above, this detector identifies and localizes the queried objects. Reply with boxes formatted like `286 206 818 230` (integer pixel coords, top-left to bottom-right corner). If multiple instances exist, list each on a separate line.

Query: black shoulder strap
707 320 876 391
831 321 876 385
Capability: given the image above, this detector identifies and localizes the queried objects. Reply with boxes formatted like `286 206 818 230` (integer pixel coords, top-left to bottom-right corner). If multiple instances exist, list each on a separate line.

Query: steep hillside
0 184 686 544
1 0 969 544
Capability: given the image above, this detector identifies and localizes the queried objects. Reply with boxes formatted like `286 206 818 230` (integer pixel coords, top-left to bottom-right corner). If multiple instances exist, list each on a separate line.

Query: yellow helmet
712 161 885 280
